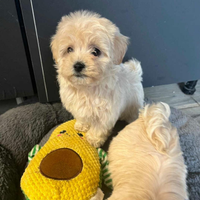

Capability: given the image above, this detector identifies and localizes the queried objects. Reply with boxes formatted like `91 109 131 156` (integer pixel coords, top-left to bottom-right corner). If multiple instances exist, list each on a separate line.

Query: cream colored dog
108 103 188 200
51 11 144 147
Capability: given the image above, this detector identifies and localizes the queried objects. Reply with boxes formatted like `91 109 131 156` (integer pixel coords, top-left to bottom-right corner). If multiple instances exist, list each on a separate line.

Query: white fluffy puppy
108 103 188 200
51 11 144 147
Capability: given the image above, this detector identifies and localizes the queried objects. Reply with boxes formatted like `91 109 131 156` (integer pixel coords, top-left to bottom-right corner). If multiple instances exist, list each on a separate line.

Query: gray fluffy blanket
0 100 199 199
170 107 200 199
0 101 72 200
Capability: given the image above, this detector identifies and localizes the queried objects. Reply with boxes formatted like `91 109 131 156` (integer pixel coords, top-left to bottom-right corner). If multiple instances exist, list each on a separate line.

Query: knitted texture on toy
25 145 113 197
21 120 101 200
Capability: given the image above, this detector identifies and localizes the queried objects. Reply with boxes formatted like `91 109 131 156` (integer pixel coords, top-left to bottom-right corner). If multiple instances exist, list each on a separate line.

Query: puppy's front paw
86 130 106 148
86 136 104 148
74 121 90 132
90 188 104 200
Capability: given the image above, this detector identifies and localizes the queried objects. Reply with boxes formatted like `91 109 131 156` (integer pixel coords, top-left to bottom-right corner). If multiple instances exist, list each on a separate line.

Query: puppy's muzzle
74 62 85 73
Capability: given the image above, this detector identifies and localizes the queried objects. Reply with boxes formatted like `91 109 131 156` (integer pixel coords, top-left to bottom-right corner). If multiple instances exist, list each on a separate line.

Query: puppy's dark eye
91 48 101 57
67 47 73 53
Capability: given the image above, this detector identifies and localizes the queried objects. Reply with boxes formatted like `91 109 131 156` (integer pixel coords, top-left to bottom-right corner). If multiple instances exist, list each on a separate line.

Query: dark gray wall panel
0 0 34 100
20 0 200 102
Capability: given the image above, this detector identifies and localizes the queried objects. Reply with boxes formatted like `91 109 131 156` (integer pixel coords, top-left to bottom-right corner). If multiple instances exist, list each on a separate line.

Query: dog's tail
140 103 188 200
124 58 143 82
140 102 178 155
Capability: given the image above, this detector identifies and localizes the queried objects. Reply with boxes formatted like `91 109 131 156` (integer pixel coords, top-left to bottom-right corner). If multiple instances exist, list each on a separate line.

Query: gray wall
20 0 200 101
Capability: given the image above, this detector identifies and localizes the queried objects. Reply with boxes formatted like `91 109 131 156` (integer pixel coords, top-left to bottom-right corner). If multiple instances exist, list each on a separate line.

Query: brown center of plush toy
39 148 83 180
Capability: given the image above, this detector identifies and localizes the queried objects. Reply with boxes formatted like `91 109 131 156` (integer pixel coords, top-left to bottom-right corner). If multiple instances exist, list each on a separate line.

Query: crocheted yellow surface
21 120 100 200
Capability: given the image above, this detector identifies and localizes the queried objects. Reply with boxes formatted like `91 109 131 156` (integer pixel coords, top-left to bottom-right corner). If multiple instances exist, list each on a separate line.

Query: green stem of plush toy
28 145 41 163
97 148 113 189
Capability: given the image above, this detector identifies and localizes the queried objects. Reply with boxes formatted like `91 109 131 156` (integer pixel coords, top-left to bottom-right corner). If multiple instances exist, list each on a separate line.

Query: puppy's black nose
74 62 85 72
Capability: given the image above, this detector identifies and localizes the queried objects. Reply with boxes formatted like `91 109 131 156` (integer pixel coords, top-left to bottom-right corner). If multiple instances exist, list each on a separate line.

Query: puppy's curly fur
108 103 188 200
51 11 144 147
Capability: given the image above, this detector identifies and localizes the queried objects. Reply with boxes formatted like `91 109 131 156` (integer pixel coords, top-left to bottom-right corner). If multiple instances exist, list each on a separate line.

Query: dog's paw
86 131 106 148
86 136 103 148
90 188 104 200
74 121 90 132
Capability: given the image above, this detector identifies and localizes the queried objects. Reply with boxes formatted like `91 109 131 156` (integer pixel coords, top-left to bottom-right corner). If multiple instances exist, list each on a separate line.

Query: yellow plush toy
21 120 112 200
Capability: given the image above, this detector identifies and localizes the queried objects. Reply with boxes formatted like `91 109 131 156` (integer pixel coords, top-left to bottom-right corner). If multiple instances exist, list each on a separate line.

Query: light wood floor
144 81 200 124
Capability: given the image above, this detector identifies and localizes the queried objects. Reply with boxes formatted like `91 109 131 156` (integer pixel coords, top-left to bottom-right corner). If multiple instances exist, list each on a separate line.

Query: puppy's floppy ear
141 103 175 154
50 35 58 64
50 15 72 64
113 31 129 65
98 17 129 64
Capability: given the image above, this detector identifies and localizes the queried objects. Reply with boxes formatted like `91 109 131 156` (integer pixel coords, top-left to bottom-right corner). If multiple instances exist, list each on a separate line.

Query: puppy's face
51 11 129 86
